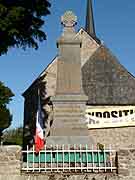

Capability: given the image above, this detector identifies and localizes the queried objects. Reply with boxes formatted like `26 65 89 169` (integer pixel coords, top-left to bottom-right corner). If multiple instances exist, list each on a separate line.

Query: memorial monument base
48 94 91 145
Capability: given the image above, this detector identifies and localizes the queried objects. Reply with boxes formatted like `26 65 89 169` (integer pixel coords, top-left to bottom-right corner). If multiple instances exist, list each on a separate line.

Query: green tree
0 0 51 55
0 81 14 106
0 81 14 143
3 127 23 146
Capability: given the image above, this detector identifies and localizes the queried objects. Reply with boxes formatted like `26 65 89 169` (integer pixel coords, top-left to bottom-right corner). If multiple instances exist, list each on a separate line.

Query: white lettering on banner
85 106 135 129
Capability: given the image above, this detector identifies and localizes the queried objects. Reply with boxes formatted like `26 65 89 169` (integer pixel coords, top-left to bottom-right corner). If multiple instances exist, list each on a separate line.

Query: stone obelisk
48 11 90 145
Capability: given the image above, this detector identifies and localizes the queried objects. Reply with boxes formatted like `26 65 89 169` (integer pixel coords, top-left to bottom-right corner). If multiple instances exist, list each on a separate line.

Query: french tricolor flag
35 91 45 153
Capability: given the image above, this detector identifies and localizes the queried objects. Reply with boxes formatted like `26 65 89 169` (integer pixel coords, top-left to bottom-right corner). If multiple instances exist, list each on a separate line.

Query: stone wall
118 148 135 180
0 146 135 180
0 146 21 180
89 127 135 150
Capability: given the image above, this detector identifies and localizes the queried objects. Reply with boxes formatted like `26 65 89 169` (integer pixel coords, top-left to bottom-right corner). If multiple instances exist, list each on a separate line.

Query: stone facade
78 29 99 66
88 127 135 151
43 58 58 97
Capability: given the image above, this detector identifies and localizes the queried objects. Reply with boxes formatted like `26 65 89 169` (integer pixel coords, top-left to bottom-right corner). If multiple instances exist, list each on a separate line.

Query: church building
22 0 135 150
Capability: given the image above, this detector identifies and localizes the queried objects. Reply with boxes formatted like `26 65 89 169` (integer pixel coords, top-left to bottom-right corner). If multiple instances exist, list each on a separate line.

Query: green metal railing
28 151 107 163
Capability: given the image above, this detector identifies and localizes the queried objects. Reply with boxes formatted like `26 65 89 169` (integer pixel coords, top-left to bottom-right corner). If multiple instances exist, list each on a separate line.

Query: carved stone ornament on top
61 11 77 27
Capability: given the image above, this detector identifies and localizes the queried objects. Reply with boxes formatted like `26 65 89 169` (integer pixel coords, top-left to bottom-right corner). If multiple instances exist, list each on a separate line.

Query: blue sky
0 0 135 128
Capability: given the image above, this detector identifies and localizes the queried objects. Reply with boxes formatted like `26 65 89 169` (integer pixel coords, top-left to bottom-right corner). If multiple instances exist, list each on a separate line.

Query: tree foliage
0 81 14 106
0 0 51 55
0 107 12 129
2 127 23 146
0 81 14 142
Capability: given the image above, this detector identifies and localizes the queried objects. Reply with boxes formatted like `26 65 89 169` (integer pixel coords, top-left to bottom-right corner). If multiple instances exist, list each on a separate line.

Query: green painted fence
28 152 109 163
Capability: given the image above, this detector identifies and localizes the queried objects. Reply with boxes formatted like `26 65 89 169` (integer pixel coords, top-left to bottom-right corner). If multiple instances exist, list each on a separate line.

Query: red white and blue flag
35 91 44 153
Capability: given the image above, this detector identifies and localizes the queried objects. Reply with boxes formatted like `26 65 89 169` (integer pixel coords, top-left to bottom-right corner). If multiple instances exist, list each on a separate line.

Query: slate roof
82 45 135 105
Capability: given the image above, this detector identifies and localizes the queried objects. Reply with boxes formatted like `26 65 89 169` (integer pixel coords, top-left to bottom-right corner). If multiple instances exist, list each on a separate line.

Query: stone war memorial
1 0 135 180
22 0 135 151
